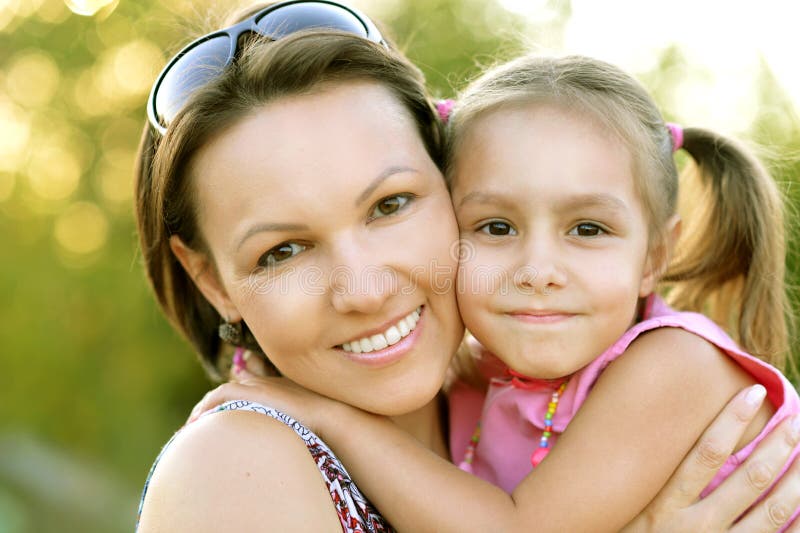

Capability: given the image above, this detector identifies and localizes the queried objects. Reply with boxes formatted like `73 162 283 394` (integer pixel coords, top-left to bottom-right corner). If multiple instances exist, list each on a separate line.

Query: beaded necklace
462 380 569 471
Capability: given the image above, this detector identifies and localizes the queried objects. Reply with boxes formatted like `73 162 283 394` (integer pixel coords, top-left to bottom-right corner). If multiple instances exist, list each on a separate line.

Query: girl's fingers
654 385 767 509
728 452 800 533
700 413 800 530
242 350 271 377
186 382 249 424
229 348 253 382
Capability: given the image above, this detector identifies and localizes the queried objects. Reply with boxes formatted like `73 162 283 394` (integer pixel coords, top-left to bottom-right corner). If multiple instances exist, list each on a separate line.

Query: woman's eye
369 194 410 220
569 223 604 237
478 221 517 236
258 242 307 267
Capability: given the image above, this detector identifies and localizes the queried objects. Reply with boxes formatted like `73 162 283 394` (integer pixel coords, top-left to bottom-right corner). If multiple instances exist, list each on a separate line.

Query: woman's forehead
189 82 437 239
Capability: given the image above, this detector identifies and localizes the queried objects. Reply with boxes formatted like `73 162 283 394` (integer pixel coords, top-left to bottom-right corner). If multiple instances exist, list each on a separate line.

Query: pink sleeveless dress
449 295 799 528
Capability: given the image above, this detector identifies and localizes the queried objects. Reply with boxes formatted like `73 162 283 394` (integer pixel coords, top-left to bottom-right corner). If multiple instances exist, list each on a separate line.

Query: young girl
202 53 800 531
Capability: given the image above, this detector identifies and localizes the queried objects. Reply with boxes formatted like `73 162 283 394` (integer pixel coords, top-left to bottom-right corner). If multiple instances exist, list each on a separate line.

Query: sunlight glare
54 201 109 255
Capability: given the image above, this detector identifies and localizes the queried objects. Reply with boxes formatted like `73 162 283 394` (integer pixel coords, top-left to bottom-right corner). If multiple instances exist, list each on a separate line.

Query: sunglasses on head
146 0 386 134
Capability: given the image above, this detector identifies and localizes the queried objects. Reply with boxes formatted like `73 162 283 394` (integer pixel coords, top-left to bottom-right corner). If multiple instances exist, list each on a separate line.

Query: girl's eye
569 223 604 237
258 242 307 267
478 221 517 236
369 194 411 220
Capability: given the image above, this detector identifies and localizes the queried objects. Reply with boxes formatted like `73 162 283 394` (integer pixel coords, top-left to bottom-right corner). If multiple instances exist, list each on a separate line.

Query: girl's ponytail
663 127 793 374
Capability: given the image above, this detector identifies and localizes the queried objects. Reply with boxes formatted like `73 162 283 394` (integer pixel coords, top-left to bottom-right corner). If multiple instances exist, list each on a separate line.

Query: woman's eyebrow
355 165 419 206
234 222 309 253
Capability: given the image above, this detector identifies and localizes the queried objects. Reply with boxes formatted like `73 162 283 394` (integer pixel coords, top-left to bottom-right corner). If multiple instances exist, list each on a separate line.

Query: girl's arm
194 334 798 532
137 409 342 532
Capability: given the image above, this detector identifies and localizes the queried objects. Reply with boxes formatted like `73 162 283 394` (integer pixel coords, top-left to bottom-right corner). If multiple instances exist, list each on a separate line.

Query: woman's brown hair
135 27 444 380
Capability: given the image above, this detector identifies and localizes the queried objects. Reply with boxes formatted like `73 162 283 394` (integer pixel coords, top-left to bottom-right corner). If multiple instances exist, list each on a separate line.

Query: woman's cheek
239 270 323 364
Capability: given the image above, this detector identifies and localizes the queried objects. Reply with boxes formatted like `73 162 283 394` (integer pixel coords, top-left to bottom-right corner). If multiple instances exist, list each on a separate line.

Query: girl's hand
187 351 335 431
624 385 800 532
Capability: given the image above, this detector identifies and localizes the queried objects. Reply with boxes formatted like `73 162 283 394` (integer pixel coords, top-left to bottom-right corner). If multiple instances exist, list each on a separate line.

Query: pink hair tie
666 122 683 152
436 99 455 123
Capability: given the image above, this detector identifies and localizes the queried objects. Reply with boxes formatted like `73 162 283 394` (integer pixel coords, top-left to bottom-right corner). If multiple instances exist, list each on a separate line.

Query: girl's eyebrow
456 190 517 209
556 193 629 213
456 190 629 215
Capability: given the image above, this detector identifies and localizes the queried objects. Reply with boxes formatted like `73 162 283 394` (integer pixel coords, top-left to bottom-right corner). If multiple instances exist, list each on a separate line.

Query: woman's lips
339 306 425 368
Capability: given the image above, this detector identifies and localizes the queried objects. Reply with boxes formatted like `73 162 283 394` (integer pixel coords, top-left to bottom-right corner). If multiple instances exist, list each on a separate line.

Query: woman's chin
355 372 446 417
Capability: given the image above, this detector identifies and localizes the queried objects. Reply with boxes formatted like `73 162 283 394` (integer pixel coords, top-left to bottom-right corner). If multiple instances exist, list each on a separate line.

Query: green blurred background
1 0 798 531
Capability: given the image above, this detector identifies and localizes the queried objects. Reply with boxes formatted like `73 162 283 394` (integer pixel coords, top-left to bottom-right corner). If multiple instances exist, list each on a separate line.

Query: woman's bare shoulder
137 409 341 532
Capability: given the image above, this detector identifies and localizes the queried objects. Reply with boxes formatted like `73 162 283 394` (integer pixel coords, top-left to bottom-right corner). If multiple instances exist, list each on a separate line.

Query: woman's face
187 81 464 415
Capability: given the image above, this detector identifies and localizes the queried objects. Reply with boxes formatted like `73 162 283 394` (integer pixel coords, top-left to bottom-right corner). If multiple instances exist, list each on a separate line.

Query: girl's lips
340 306 425 368
507 311 575 324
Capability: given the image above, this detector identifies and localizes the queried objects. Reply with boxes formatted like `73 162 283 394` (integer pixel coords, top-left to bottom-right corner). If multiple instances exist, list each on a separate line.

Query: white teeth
397 319 410 337
385 326 401 345
360 338 373 353
340 306 422 353
370 334 388 350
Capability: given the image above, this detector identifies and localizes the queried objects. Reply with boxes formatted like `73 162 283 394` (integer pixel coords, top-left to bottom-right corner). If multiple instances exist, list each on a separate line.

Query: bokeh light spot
64 0 116 17
27 144 81 201
0 172 15 201
72 67 112 117
54 201 109 255
37 0 70 24
111 39 164 97
5 50 61 108
98 148 133 206
0 96 31 172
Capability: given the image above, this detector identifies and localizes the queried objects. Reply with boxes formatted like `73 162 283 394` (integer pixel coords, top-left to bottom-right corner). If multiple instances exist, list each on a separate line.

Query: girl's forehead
449 104 641 213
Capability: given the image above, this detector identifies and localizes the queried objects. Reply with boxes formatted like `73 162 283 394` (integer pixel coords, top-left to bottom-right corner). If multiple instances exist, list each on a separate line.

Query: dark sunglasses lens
154 34 232 127
256 2 369 39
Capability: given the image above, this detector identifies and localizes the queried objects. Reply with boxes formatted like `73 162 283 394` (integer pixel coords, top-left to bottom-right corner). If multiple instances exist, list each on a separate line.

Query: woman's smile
339 306 425 367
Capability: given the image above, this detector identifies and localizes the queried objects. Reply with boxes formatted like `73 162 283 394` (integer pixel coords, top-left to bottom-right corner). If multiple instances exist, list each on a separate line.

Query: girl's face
450 104 658 379
183 81 463 415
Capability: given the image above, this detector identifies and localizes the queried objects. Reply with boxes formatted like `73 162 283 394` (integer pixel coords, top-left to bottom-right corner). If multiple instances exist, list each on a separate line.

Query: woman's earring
218 317 242 345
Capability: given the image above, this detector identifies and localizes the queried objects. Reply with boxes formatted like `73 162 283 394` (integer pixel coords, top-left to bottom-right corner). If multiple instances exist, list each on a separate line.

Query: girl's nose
515 239 568 294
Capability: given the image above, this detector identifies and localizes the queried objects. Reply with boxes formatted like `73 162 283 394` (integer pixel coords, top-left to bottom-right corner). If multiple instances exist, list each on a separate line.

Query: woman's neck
389 395 449 460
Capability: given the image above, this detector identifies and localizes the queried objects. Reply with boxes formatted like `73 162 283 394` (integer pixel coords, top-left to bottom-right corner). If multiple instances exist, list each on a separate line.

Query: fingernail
791 415 800 441
745 384 766 407
233 347 245 372
243 350 251 362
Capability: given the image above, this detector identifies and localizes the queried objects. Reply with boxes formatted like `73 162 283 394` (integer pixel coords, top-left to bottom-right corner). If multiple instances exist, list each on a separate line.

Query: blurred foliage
0 0 797 531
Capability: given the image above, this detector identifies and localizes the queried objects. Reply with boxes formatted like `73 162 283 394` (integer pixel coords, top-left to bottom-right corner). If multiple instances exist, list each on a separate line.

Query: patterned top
137 400 394 532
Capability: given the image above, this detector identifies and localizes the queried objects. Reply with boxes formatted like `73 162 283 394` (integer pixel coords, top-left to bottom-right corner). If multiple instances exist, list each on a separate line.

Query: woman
135 1 800 530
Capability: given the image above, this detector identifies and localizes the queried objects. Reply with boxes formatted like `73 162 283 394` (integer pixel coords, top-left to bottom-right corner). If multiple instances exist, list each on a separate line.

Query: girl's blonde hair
446 54 794 384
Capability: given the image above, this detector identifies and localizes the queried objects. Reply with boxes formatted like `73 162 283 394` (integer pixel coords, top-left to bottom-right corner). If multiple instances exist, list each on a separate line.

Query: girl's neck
389 394 449 460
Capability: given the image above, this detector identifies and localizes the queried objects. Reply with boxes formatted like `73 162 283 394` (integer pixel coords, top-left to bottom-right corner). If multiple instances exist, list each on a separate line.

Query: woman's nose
329 243 396 314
